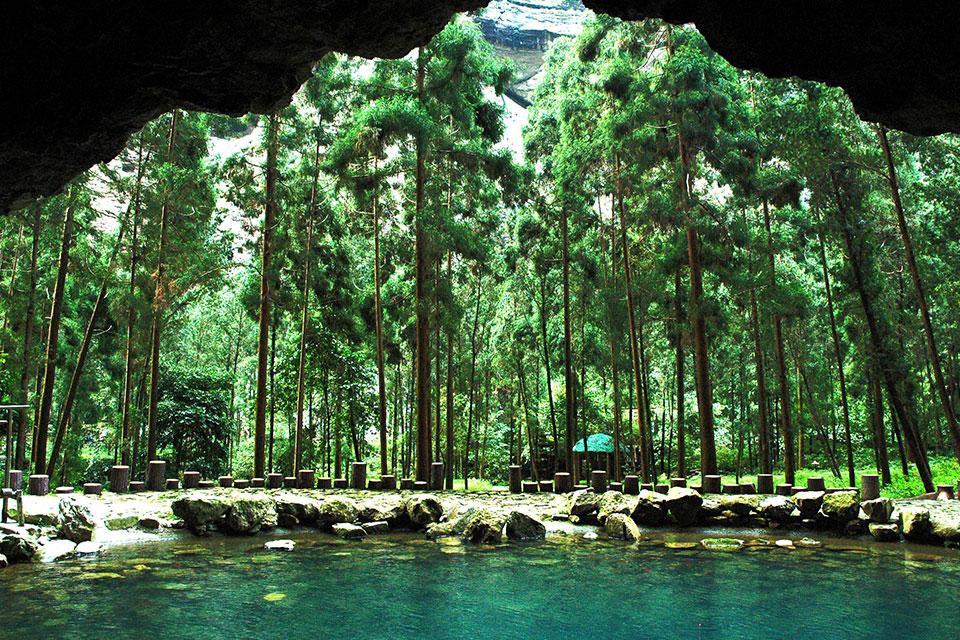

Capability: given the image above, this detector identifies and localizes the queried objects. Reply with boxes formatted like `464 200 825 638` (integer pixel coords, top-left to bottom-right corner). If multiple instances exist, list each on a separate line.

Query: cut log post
790 486 803 495
622 475 639 495
757 474 774 494
317 477 332 489
234 479 249 489
554 472 572 494
367 479 382 490
591 470 608 493
670 477 687 488
297 469 315 489
333 478 348 489
109 466 130 493
430 462 444 491
83 483 102 495
522 480 538 493
655 483 669 494
539 480 554 493
267 473 284 489
351 462 367 490
508 465 522 493
399 478 414 490
250 477 265 488
165 479 180 490
197 480 215 489
55 486 73 494
806 476 826 491
640 483 654 491
283 476 297 489
28 474 49 496
182 471 200 489
218 476 234 488
690 484 702 493
722 483 741 495
775 483 793 496
935 484 955 501
146 460 166 491
413 480 429 490
740 482 756 494
860 474 880 501
702 475 722 494
7 470 22 492
380 475 396 491
129 480 146 492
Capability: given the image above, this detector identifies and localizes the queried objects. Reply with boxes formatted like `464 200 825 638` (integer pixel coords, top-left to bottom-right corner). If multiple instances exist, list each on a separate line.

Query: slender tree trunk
434 255 441 463
869 360 892 484
414 48 432 482
674 268 685 477
444 253 455 488
464 268 482 489
516 349 539 482
561 203 576 476
34 194 76 475
268 312 277 472
538 275 559 472
747 241 771 475
15 205 41 470
253 112 279 478
607 188 623 481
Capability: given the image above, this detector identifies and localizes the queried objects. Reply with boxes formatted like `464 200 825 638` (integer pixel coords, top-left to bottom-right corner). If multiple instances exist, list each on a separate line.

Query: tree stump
28 474 49 496
521 480 538 493
722 483 741 495
55 486 73 494
182 471 200 489
669 478 687 488
380 475 396 491
702 475 722 494
508 465 522 493
430 462 444 491
317 477 332 489
591 470 608 493
265 473 282 489
806 476 826 491
234 479 250 489
690 484 702 493
739 482 756 494
399 478 414 490
539 480 554 492
756 474 774 494
351 462 367 490
622 475 639 495
554 472 572 494
198 480 215 489
251 477 265 488
413 480 429 490
935 484 955 500
859 474 880 501
333 478 348 489
218 476 234 488
297 470 315 489
83 483 102 495
775 483 793 496
640 483 654 492
146 460 166 491
367 479 382 490
129 481 146 492
655 483 669 494
283 476 297 489
7 470 22 492
165 479 180 490
109 466 130 493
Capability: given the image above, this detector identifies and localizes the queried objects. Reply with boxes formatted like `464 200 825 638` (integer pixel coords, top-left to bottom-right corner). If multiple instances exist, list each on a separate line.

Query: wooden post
722 483 741 495
806 476 826 491
283 476 297 489
861 474 880 501
55 486 73 494
165 478 180 490
508 465 522 493
592 470 608 493
251 477 265 488
7 470 22 492
413 480 429 490
399 478 414 490
622 475 639 495
367 479 382 490
234 479 249 489
318 477 332 489
146 460 166 491
267 473 284 489
83 483 102 495
775 483 793 496
197 480 215 489
655 483 669 494
218 476 234 488
182 471 200 489
670 477 687 488
430 462 444 491
351 462 367 490
539 480 554 492
935 484 955 500
757 474 774 494
28 474 49 495
554 472 572 494
129 480 146 492
109 465 130 493
522 480 538 493
640 482 654 491
739 482 756 494
380 474 396 491
702 474 722 494
297 469 315 489
333 478 348 489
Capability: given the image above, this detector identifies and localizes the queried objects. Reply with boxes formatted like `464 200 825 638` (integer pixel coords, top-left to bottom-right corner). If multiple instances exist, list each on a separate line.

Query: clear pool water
1 532 958 640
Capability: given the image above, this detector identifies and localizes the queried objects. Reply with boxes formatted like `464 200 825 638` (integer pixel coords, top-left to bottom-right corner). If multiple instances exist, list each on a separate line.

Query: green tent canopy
572 433 629 454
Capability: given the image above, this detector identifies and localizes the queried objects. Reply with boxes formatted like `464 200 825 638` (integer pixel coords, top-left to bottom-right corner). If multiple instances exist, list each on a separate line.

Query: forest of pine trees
3 16 960 496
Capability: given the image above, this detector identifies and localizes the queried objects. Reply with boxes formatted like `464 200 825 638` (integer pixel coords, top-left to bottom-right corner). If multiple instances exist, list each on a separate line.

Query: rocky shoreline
2 486 959 568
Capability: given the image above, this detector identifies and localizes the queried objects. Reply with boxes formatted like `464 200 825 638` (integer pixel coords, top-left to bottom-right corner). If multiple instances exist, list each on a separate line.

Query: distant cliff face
476 0 589 103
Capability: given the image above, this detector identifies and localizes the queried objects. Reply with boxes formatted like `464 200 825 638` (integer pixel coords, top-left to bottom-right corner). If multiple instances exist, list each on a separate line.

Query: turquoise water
1 532 959 640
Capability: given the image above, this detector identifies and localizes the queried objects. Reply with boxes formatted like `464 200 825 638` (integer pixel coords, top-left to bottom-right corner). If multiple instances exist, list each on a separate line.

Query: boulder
275 495 320 526
758 495 796 522
316 497 359 530
793 491 825 519
0 554 6 568
138 517 163 530
860 498 895 524
597 491 637 524
869 522 901 543
225 495 277 534
605 513 642 541
929 511 960 544
105 515 139 530
361 521 390 535
900 506 931 541
0 527 39 562
332 523 367 540
38 539 77 563
632 490 667 526
569 490 602 523
57 496 99 543
718 494 761 517
819 491 860 525
264 539 295 551
462 509 506 544
405 494 443 529
426 508 477 538
277 513 299 528
700 537 744 552
75 541 102 556
171 494 232 534
357 495 407 525
504 511 546 541
665 487 703 527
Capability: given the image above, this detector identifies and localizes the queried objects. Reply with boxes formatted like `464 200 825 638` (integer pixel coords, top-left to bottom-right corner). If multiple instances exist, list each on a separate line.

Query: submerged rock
605 513 641 541
632 490 667 526
75 541 103 556
664 487 702 527
332 523 367 540
504 511 546 541
819 491 860 525
361 521 390 535
463 509 506 544
58 496 99 543
264 539 295 551
700 537 744 552
869 522 901 543
860 498 895 524
405 494 443 529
